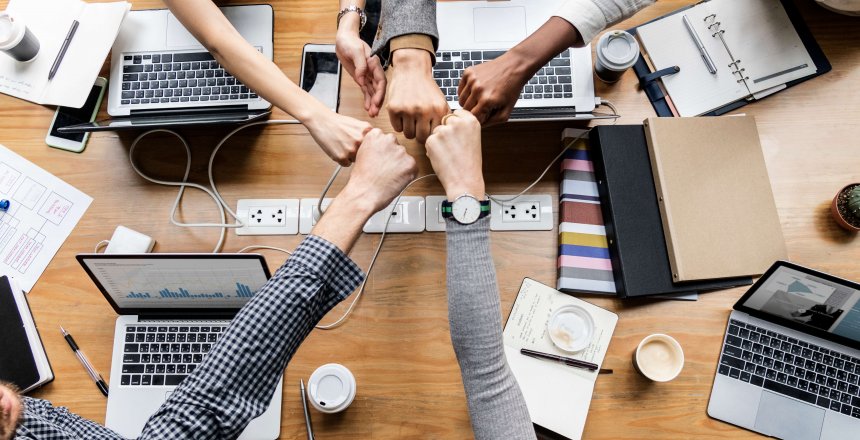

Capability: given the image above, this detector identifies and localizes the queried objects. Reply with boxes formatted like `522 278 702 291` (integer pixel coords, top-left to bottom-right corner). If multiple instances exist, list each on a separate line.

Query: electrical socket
299 198 334 234
424 196 448 232
363 196 425 233
489 194 554 231
235 199 299 235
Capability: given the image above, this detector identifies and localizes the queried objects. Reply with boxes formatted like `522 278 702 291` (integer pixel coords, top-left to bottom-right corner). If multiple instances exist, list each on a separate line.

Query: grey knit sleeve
371 0 439 66
445 217 536 440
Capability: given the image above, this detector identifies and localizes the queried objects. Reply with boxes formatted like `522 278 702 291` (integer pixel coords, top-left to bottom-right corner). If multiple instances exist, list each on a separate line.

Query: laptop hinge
130 105 250 117
138 312 236 321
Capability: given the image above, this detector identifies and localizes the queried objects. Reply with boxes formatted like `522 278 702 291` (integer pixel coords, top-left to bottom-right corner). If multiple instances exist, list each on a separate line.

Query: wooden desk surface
1 0 858 438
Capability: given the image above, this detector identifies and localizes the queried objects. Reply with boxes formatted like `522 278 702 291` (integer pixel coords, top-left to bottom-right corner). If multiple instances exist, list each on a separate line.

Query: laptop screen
738 263 860 345
77 254 271 314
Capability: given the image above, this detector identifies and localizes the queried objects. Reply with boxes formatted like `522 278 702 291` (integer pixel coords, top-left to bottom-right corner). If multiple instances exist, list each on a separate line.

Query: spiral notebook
635 0 826 117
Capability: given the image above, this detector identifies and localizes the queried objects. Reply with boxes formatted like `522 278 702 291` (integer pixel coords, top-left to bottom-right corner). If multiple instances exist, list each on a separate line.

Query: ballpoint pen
59 326 109 397
300 379 314 440
48 20 79 80
520 348 599 372
682 14 717 74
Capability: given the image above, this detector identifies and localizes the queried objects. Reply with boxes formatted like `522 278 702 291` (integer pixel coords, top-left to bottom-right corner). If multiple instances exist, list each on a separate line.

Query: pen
299 379 314 440
48 20 79 80
520 348 599 372
682 15 717 74
59 326 109 397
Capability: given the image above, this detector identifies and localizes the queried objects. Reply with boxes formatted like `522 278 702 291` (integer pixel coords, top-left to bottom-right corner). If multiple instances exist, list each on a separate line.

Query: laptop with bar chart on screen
76 253 282 440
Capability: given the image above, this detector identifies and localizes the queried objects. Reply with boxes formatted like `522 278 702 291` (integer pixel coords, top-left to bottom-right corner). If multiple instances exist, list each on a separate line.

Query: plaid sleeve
139 235 364 439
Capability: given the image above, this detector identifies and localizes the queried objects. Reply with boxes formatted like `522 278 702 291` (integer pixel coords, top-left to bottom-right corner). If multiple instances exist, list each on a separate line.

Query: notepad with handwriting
636 0 817 116
504 278 617 439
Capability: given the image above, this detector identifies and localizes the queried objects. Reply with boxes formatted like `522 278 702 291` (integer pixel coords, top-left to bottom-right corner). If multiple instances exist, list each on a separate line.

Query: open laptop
60 5 273 133
77 253 282 440
434 0 610 121
709 261 860 440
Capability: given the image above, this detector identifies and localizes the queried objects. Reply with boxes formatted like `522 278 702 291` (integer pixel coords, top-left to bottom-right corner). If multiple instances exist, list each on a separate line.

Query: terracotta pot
831 184 860 232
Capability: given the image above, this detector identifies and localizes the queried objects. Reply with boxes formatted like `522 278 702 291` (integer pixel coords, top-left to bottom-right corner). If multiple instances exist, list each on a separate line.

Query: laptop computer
60 5 273 133
434 0 611 121
77 253 282 440
709 261 860 440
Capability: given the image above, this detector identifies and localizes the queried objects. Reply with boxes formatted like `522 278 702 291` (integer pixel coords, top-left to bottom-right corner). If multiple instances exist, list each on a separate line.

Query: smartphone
300 44 342 112
45 77 107 152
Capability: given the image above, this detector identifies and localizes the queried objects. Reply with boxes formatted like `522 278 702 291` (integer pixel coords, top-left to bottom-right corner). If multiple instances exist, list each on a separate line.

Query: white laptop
435 0 608 121
77 253 282 440
709 261 860 440
62 5 273 133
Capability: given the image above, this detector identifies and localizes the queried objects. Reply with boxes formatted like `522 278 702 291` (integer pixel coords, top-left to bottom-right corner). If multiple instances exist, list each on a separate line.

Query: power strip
235 199 300 235
363 196 425 233
425 195 554 232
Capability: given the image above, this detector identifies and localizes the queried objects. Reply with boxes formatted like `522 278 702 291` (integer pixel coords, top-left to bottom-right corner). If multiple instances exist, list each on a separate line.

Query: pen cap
307 363 356 413
0 13 39 62
594 30 639 83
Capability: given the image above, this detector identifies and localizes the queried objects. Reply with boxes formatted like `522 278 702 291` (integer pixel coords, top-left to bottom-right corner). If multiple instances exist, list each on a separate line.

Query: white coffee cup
0 12 40 62
594 30 640 83
633 334 684 382
307 363 356 413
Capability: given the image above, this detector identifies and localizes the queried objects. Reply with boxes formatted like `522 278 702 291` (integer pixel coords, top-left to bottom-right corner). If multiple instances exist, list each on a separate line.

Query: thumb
354 53 367 87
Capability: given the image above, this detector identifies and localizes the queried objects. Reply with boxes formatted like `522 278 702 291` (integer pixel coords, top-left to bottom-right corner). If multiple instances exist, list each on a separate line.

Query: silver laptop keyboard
719 319 860 419
432 49 574 102
120 51 260 106
120 324 227 387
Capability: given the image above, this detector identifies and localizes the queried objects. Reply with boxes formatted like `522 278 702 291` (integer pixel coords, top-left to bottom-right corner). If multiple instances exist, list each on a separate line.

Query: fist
425 110 485 200
345 129 418 213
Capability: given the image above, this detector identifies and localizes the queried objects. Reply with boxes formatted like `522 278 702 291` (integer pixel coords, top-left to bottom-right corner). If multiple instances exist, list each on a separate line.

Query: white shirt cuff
554 0 610 46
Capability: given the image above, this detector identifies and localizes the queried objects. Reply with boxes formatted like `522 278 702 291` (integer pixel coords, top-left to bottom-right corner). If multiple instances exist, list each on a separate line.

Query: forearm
164 0 329 122
446 219 535 440
506 17 581 81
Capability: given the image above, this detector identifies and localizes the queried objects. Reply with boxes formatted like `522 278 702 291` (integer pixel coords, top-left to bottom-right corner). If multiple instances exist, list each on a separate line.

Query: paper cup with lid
307 363 357 413
594 30 640 83
0 12 40 62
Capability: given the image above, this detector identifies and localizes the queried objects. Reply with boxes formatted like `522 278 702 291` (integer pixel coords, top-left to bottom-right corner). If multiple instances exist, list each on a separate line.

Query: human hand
425 110 485 200
386 48 450 143
341 128 418 213
458 52 531 126
304 110 372 166
336 16 386 117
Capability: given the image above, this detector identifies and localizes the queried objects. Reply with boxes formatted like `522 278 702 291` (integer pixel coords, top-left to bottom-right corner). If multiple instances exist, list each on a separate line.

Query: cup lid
547 304 594 352
0 13 25 50
596 30 640 70
308 363 356 413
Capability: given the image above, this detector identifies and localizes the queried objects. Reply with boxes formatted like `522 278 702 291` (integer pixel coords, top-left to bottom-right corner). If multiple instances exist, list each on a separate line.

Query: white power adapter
104 226 156 254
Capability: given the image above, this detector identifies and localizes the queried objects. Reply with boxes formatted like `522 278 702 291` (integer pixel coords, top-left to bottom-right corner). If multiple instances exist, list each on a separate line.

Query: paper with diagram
0 144 91 291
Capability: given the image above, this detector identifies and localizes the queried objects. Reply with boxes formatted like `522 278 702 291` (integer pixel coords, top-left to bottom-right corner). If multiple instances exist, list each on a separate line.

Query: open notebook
504 278 618 439
637 0 819 116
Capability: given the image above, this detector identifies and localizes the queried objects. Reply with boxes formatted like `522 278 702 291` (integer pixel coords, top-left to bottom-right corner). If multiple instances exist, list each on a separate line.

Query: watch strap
441 199 490 220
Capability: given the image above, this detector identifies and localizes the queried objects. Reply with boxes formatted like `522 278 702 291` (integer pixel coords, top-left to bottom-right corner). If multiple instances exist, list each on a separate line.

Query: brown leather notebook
643 116 787 281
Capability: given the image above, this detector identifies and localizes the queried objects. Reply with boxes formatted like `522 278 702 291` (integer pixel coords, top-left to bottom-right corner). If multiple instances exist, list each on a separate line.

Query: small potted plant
832 184 860 232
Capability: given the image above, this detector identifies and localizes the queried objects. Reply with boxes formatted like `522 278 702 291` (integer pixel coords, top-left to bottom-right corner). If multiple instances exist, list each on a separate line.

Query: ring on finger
441 113 459 125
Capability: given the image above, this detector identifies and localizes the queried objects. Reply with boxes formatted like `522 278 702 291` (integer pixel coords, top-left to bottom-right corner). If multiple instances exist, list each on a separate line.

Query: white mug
633 334 685 382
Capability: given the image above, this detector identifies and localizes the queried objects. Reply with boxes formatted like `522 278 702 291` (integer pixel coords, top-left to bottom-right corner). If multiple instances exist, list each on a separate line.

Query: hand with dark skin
458 17 581 125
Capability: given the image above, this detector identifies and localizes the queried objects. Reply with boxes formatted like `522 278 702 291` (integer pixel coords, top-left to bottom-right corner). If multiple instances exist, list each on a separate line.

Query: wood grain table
1 0 858 438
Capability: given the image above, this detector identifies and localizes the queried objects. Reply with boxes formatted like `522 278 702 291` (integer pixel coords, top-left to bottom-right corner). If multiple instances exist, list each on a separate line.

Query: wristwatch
441 194 490 225
337 5 367 31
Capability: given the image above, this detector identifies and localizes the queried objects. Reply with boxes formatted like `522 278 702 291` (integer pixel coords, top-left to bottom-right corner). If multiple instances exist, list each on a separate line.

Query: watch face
452 196 482 224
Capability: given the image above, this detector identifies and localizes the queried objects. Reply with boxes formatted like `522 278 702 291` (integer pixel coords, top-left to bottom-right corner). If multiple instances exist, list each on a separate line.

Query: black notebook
0 276 53 392
590 125 753 298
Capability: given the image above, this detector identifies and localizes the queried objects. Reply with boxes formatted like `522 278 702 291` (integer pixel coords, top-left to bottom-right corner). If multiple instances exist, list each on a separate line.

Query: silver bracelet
337 5 367 31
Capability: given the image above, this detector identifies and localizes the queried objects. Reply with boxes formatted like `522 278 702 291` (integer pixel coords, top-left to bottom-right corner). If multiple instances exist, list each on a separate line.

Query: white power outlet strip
363 196 425 233
424 195 448 232
235 199 300 235
298 198 333 235
489 194 554 231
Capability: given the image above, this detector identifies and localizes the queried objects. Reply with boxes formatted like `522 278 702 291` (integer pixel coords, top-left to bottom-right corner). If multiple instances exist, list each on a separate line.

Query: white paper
0 0 129 107
0 144 92 291
503 278 618 439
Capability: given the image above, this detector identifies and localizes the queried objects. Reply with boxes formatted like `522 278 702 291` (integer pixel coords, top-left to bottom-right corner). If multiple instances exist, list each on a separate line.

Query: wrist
337 184 385 219
445 181 486 202
337 13 361 34
296 100 333 127
392 48 433 71
504 47 540 83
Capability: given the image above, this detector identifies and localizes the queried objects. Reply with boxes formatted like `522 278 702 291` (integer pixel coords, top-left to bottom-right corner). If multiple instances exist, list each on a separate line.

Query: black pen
520 348 599 372
60 326 109 397
299 379 314 440
48 20 79 80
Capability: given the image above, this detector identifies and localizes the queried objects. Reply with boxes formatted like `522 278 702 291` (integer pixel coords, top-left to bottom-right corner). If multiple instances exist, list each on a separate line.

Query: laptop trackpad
754 391 824 440
473 7 526 43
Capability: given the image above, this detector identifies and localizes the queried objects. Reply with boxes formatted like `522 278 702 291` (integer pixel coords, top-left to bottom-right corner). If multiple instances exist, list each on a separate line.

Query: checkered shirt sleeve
16 235 364 440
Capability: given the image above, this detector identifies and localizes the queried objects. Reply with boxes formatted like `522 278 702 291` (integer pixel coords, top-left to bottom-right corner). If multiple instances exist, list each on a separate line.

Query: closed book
590 125 752 297
0 276 53 392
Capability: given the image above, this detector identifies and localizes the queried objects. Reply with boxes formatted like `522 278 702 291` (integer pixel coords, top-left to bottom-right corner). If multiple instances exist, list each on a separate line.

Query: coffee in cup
594 30 640 83
0 12 40 63
633 334 684 382
307 363 356 413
